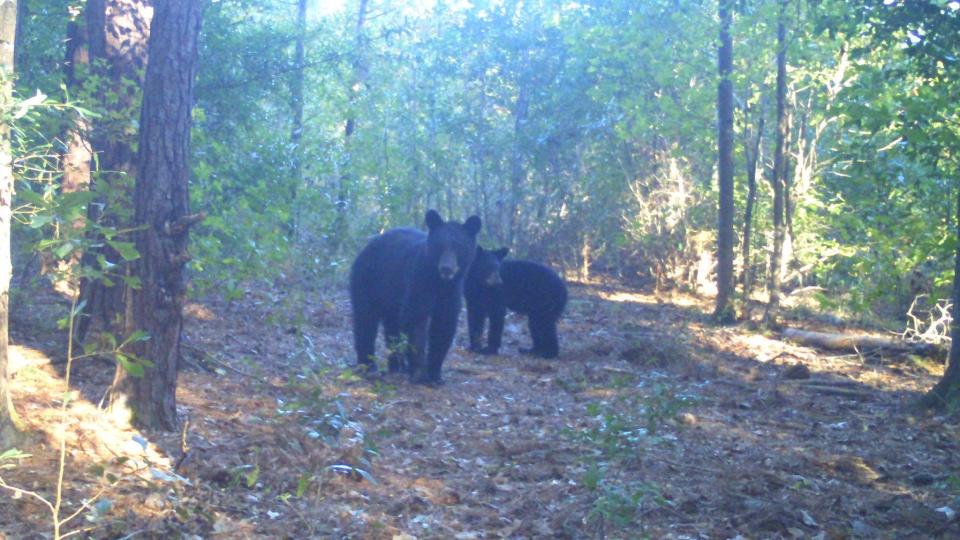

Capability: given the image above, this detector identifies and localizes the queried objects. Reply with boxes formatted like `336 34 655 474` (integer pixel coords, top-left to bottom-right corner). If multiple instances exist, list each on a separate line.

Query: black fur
464 247 567 358
350 210 481 384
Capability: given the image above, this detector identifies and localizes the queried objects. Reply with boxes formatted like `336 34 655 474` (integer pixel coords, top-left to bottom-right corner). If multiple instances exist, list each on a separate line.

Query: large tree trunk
920 187 960 407
50 12 95 294
74 0 153 344
0 0 23 445
763 0 789 329
109 0 202 431
714 0 735 322
63 16 92 196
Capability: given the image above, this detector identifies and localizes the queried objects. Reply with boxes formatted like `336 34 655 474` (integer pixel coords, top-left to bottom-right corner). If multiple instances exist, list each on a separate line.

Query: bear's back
351 228 427 305
500 260 567 317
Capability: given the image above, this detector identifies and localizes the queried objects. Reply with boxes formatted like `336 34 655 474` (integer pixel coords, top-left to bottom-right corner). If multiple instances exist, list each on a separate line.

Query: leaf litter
1 280 959 539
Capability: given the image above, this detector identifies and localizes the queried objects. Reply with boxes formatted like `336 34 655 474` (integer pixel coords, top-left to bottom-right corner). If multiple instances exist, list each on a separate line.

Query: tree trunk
741 106 764 309
782 328 945 358
506 70 529 247
109 0 202 431
920 187 960 407
75 0 153 344
763 0 788 329
0 0 23 445
288 0 306 240
781 107 796 281
331 0 369 255
714 0 735 323
63 16 92 195
52 12 94 294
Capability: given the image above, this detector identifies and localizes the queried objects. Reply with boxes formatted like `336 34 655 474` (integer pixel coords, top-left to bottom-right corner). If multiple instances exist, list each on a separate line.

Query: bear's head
470 246 510 287
425 209 482 281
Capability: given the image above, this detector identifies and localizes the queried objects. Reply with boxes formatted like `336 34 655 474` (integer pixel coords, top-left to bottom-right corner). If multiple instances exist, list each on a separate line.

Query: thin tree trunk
741 108 764 308
763 0 788 329
109 0 202 431
781 107 796 281
288 0 306 240
331 0 369 254
714 0 735 322
506 71 529 247
0 0 23 445
75 0 153 344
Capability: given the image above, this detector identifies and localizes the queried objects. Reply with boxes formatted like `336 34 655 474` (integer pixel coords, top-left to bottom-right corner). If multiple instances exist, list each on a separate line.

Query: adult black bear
464 247 567 359
350 210 481 384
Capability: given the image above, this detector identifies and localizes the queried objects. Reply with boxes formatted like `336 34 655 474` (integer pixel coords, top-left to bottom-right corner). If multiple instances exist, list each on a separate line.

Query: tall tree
288 0 307 239
62 13 92 196
740 99 764 310
74 0 153 343
714 0 735 322
109 0 203 431
762 0 789 328
0 0 22 445
330 0 369 255
921 190 960 406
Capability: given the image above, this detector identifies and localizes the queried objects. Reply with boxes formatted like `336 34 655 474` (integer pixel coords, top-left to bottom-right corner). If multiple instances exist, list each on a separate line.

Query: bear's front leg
416 293 462 385
482 298 507 355
466 301 486 352
399 286 433 377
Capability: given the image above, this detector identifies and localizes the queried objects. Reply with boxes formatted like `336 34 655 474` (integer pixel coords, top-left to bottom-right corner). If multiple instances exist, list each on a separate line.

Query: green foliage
9 0 959 323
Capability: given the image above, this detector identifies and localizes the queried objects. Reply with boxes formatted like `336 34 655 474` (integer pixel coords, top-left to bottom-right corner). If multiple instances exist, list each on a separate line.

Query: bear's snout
438 250 459 280
485 271 502 286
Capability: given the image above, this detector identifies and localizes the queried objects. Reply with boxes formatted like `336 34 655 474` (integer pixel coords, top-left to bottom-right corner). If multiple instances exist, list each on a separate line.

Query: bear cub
350 210 481 384
464 247 567 359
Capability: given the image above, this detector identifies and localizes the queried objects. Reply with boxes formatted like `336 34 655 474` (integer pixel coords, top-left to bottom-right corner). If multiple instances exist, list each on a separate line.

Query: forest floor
2 277 960 539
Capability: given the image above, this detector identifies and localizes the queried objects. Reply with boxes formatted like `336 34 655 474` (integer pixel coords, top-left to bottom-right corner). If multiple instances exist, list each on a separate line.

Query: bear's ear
464 215 482 236
494 247 509 260
425 209 444 230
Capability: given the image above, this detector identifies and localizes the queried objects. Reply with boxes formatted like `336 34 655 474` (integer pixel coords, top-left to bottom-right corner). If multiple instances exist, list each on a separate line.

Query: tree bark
0 0 24 445
75 0 153 344
782 328 945 358
288 0 306 240
109 0 202 431
506 67 530 247
63 15 92 196
331 0 369 255
741 105 764 308
50 11 95 294
920 187 960 407
763 0 788 329
714 0 735 323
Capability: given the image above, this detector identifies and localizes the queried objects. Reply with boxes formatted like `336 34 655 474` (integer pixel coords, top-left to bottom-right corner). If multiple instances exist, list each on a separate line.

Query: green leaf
296 474 310 497
54 241 75 259
245 464 260 488
107 240 140 262
121 330 150 348
116 353 145 378
0 448 31 461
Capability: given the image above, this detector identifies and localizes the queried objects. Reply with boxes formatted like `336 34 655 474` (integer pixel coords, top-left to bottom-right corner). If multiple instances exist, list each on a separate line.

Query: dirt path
2 282 959 539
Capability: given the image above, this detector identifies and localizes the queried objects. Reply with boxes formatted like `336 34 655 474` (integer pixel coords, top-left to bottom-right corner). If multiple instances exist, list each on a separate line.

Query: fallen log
781 328 947 359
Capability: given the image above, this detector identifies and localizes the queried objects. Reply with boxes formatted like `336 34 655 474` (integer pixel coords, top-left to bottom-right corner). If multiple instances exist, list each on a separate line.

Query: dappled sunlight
5 281 958 537
183 302 217 322
3 346 183 538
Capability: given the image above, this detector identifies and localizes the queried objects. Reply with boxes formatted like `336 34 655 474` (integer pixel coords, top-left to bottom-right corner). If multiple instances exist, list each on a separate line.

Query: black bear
350 210 481 384
464 247 567 359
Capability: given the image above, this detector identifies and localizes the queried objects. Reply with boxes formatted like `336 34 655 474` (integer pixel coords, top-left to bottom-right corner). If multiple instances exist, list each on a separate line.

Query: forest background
9 0 958 325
